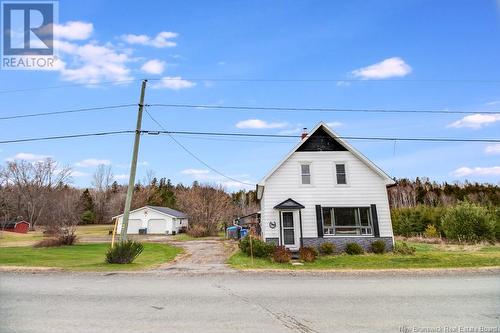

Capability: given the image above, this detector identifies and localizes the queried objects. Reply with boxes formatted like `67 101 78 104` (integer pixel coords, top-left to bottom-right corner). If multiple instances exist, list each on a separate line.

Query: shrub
319 242 335 255
299 246 318 262
273 246 292 263
441 202 495 243
370 240 386 254
33 229 77 248
80 210 95 225
239 236 274 258
34 238 63 248
345 242 364 255
105 240 144 264
423 224 439 238
391 205 446 237
187 224 210 238
394 241 416 255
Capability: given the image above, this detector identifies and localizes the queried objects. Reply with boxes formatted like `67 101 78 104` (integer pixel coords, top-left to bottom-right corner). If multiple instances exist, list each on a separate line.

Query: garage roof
113 206 188 219
147 206 188 218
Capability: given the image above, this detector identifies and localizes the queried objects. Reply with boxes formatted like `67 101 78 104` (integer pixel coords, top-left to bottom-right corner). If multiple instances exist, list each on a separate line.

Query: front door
281 211 298 249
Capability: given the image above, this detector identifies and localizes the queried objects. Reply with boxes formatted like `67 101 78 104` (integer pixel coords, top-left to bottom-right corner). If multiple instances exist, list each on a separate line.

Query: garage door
127 219 143 234
147 219 167 234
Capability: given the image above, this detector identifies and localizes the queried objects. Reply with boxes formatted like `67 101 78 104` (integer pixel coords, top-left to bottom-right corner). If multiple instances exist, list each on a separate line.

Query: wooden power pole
119 79 148 241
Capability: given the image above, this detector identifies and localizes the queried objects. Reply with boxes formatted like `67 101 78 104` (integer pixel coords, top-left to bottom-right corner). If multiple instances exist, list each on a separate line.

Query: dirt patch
157 240 237 274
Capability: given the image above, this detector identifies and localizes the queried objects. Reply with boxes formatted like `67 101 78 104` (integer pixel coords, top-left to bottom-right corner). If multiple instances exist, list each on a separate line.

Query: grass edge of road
0 242 183 272
227 241 500 271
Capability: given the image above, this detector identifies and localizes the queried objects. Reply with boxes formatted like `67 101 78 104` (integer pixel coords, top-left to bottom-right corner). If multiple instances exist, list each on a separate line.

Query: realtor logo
1 0 58 70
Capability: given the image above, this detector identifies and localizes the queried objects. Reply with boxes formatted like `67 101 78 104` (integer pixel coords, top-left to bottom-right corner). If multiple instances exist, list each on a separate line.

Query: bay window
322 207 373 236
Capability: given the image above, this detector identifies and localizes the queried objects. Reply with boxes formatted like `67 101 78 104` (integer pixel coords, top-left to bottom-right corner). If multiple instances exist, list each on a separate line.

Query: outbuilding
2 220 30 234
113 206 188 235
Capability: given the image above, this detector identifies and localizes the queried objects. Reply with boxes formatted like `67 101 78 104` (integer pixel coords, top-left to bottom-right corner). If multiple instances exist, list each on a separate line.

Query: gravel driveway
158 240 236 274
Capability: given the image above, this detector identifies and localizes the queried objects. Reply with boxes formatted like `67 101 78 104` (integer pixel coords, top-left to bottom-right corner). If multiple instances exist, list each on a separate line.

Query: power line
144 130 500 143
0 130 135 144
0 104 136 120
144 108 255 186
2 76 500 95
147 77 500 83
148 103 500 115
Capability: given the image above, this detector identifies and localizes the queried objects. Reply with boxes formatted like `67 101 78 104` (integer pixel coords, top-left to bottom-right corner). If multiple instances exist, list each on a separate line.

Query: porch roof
273 198 305 210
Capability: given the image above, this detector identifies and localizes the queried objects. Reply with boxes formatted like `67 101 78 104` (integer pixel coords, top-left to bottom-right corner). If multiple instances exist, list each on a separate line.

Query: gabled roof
113 206 187 219
274 198 305 209
257 121 394 186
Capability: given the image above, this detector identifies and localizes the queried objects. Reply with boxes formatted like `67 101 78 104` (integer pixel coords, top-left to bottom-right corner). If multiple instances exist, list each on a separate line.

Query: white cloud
141 59 166 74
6 153 51 162
54 21 93 40
447 113 500 129
326 121 343 128
55 40 132 84
151 76 196 90
114 174 129 180
236 119 288 129
75 158 111 167
451 166 500 177
181 169 254 191
485 144 500 155
181 168 210 176
121 31 178 48
485 100 500 106
71 170 89 177
352 57 412 79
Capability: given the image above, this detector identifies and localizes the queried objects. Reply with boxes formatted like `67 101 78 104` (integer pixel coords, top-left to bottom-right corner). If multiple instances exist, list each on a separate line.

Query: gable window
335 163 347 184
301 164 311 184
322 207 372 236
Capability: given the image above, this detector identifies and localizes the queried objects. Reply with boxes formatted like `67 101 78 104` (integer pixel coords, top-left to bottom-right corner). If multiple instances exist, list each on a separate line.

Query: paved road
1 272 498 333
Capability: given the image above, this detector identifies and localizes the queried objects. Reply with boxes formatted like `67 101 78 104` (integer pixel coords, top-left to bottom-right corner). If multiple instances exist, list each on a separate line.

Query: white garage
114 206 188 235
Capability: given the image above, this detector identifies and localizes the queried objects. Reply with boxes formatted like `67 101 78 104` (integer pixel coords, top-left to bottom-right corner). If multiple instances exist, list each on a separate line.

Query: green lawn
227 242 500 270
0 243 182 271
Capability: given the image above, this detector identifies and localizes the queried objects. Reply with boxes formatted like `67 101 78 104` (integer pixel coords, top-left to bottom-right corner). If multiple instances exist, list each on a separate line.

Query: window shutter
315 205 323 238
370 204 380 237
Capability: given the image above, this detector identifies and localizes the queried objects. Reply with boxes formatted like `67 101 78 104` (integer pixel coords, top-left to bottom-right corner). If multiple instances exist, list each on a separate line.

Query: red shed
2 221 30 234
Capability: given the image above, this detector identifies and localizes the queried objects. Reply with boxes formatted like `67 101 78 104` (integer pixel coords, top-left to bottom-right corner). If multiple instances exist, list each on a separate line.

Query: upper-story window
335 163 347 184
301 164 311 184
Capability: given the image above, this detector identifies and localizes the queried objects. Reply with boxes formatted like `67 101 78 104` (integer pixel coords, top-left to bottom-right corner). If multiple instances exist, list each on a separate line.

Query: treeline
388 177 499 208
0 159 258 236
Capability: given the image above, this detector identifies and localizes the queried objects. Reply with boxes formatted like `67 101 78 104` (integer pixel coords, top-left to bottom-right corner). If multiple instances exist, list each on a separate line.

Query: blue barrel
239 229 249 239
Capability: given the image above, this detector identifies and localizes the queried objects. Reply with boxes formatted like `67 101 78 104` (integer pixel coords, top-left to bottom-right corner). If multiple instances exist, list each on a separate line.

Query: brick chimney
301 128 308 140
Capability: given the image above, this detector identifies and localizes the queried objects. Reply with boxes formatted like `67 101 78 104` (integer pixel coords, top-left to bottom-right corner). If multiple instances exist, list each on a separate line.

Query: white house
114 206 188 235
257 122 395 252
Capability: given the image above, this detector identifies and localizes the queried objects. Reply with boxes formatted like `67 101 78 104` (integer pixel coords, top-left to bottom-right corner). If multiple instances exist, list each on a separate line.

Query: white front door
281 211 299 250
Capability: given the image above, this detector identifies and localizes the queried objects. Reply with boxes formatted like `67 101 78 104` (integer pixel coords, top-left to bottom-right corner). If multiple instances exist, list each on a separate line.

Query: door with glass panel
281 211 297 249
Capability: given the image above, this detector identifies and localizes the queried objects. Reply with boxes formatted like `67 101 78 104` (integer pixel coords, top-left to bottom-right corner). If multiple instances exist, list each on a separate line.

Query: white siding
261 151 393 240
116 207 184 234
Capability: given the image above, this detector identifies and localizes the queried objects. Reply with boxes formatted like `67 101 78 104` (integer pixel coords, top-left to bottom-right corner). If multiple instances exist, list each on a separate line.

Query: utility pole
120 79 147 241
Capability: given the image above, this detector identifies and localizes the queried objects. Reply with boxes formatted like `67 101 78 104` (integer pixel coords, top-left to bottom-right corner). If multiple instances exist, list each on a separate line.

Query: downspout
278 211 282 246
299 210 304 248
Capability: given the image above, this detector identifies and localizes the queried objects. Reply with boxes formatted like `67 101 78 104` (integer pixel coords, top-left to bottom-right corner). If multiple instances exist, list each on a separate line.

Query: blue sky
1 0 499 190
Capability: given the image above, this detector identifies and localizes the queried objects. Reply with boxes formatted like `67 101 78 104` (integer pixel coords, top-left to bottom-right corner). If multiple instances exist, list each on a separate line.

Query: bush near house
345 242 364 255
394 241 416 255
441 202 495 243
423 224 440 238
370 240 386 254
319 242 335 255
239 236 275 258
299 246 318 262
272 246 292 263
105 240 144 264
391 205 446 237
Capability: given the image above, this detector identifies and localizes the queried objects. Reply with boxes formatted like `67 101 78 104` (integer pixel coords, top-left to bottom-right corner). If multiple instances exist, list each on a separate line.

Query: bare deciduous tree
91 165 114 224
1 158 71 229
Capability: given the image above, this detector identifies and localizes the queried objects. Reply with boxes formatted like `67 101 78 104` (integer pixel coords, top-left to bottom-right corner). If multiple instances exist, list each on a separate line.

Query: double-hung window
335 163 347 185
322 207 372 236
301 164 311 185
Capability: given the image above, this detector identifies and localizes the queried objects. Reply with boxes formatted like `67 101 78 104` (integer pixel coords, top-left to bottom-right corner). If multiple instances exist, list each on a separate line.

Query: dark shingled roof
146 206 188 218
